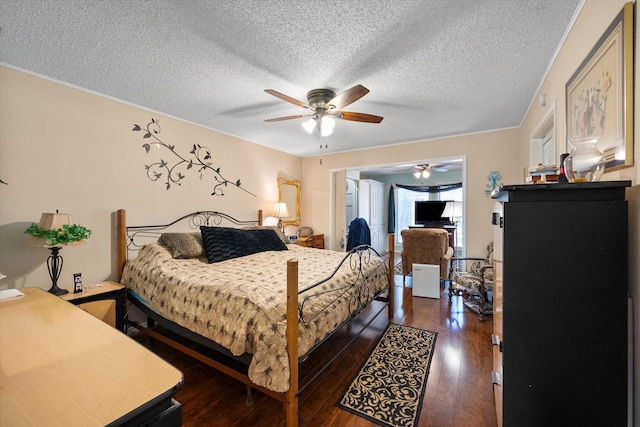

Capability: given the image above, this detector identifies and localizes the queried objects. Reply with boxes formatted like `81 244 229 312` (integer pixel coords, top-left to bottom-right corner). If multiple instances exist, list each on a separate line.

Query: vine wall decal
132 118 256 197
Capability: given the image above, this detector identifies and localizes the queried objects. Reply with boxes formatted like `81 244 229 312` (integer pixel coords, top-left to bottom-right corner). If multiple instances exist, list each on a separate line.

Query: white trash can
412 263 440 299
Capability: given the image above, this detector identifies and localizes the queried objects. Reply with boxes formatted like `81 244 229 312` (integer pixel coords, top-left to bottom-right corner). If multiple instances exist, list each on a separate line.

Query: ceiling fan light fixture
319 116 335 136
414 165 431 179
321 115 335 128
302 118 316 134
303 115 335 136
319 123 333 137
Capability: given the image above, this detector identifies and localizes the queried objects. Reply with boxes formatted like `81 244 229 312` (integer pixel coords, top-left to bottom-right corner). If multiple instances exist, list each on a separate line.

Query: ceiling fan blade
328 84 369 109
264 114 311 122
264 89 310 109
430 163 448 172
337 111 384 123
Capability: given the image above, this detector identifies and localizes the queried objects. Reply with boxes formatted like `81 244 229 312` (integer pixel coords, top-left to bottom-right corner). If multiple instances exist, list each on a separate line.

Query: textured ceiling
1 0 582 157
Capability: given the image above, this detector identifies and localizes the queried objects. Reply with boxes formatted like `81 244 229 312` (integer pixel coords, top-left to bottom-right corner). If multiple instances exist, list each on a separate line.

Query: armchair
448 242 494 321
400 228 453 285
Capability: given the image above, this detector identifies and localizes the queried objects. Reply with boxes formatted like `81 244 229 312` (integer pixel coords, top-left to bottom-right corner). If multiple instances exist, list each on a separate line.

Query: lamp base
46 246 68 296
47 284 68 296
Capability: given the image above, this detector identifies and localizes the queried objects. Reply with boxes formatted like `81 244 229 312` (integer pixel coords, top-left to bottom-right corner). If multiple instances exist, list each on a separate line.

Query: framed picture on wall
565 2 634 171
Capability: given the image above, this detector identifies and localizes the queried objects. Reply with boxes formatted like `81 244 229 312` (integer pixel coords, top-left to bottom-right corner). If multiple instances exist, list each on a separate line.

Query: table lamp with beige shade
25 211 91 296
272 202 290 233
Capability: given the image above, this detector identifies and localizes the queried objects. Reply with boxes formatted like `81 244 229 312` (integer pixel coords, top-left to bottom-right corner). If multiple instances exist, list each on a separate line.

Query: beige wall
0 66 301 290
520 0 638 185
302 129 521 258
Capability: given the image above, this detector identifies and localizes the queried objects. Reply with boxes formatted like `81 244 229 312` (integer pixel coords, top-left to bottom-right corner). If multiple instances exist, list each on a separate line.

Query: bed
116 209 394 427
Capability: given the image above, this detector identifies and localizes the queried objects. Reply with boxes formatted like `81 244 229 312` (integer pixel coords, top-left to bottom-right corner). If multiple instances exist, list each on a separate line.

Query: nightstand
294 233 325 249
60 281 126 332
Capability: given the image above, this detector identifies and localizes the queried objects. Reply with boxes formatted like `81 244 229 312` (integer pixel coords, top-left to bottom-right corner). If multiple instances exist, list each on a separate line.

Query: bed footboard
286 259 299 426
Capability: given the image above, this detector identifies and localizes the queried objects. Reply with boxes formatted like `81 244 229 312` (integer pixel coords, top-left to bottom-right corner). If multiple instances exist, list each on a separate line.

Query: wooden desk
0 288 183 426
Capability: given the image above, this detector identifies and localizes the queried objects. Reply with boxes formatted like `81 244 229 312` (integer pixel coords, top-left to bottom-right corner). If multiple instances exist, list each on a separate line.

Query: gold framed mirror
277 177 301 226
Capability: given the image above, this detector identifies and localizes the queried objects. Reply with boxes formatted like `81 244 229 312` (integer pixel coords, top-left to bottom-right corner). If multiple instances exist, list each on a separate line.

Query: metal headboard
116 208 262 279
126 211 260 250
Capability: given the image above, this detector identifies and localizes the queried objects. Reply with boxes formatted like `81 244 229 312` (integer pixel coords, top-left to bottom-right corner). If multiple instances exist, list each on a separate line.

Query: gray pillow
158 233 204 258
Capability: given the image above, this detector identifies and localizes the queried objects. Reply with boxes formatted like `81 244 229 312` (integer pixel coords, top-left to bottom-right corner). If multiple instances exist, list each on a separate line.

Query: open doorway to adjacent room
331 156 466 259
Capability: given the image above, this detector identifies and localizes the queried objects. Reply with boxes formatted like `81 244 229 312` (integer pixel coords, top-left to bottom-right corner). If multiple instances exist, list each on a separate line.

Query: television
414 200 448 225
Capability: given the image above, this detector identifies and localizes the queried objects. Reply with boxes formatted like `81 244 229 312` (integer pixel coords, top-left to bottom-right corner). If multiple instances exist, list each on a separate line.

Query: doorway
346 178 358 230
331 156 466 256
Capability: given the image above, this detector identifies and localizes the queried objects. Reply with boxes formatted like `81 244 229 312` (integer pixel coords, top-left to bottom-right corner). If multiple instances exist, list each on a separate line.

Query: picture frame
566 2 634 171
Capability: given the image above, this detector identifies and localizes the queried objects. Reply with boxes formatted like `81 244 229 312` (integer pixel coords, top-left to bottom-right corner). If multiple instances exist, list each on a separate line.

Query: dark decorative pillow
251 228 289 252
200 226 287 263
158 233 204 258
244 225 291 244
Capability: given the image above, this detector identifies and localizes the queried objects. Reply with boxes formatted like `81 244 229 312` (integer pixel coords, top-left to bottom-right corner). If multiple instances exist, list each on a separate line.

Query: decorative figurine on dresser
492 181 630 427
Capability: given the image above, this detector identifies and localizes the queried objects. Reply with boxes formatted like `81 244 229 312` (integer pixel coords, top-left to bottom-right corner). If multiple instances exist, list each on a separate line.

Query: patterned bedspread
121 243 388 393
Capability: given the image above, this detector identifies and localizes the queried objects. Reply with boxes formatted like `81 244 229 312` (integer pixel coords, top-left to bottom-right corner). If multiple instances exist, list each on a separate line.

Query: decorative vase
563 136 606 182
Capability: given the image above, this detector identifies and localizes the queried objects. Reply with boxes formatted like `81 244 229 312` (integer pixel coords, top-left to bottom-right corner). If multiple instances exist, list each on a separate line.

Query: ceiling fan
413 163 449 179
413 164 432 179
264 84 384 136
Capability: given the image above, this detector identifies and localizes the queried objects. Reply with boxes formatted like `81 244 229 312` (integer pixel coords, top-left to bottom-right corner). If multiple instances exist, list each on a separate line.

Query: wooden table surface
0 288 183 426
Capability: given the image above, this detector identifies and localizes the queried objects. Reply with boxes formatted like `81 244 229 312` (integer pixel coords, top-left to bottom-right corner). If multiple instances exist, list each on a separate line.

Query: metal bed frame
115 208 395 427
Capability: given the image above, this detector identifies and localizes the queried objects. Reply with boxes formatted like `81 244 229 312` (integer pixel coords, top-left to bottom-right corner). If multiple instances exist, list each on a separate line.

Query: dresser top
497 180 631 203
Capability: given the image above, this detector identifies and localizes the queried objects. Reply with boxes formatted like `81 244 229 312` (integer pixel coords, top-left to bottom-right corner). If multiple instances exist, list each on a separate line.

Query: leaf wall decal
132 118 256 197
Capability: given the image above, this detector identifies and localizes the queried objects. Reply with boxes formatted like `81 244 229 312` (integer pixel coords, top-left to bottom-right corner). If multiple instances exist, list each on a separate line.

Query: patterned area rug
393 262 408 276
336 323 437 427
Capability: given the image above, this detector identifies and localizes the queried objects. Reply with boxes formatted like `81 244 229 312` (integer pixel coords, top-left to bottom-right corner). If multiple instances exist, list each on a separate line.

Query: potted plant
25 222 92 246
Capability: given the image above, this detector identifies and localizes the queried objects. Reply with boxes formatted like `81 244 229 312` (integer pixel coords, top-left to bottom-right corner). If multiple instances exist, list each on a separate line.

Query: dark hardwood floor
135 274 497 427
